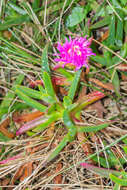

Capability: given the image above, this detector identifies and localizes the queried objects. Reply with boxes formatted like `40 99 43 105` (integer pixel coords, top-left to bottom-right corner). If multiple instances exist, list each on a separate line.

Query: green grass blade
47 133 69 162
63 134 127 176
0 37 39 61
68 69 82 101
0 15 29 31
0 0 5 19
15 89 47 112
0 74 24 119
43 72 56 99
32 0 40 9
41 45 50 73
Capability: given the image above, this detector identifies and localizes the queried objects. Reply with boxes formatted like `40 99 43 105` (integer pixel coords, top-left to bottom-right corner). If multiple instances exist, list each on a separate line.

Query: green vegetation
0 0 127 189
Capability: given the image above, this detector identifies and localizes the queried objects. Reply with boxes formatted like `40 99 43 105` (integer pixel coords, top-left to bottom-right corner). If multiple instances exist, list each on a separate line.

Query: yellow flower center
73 45 81 56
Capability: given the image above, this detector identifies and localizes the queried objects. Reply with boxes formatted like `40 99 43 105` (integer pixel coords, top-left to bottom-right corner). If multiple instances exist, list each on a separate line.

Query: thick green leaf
68 69 82 101
91 1 106 23
92 148 126 168
15 85 43 100
105 52 120 97
81 163 122 178
0 15 29 31
119 0 126 5
0 74 24 119
43 72 56 99
41 94 56 104
32 0 40 9
46 104 80 163
63 110 77 141
38 85 45 93
122 137 127 144
113 183 121 190
47 104 56 114
77 123 109 132
63 96 72 108
123 146 127 154
91 55 107 66
115 10 123 47
111 0 122 8
107 15 115 46
41 45 50 73
10 102 29 112
66 6 89 27
72 91 105 114
111 70 120 98
15 85 55 104
113 43 127 64
15 89 47 112
90 16 111 29
110 173 127 186
57 68 73 79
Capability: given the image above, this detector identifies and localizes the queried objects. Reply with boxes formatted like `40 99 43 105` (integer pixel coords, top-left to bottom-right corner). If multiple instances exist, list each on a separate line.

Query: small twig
106 0 122 21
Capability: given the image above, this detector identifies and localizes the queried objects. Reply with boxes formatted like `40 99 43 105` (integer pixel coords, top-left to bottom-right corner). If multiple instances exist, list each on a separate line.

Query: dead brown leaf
53 162 62 190
11 142 50 185
1 177 10 186
20 162 33 181
13 111 44 123
46 123 55 139
98 30 109 42
89 78 114 92
86 100 105 118
121 74 127 81
11 165 25 184
0 117 14 138
59 87 68 96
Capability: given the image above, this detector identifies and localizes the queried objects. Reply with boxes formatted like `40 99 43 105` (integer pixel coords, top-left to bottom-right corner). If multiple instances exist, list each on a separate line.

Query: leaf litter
0 0 127 189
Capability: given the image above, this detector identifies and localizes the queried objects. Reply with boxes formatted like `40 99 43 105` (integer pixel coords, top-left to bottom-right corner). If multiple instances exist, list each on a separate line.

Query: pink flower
54 36 95 70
